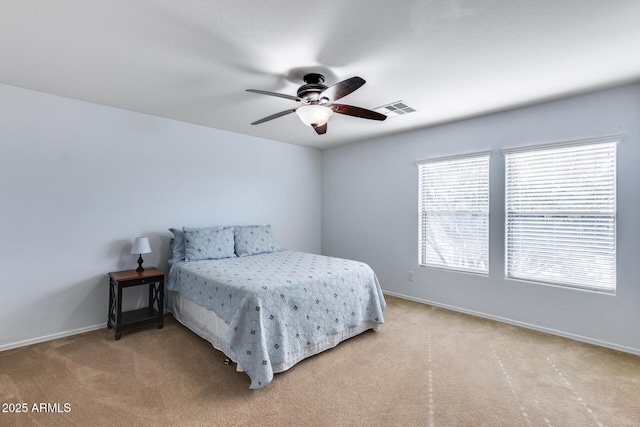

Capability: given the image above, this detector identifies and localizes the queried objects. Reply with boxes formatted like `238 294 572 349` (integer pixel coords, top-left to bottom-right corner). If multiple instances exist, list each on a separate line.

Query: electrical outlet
408 271 414 281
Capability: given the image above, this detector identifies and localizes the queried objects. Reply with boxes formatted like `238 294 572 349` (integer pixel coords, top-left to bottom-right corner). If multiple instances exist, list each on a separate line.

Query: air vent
374 101 416 117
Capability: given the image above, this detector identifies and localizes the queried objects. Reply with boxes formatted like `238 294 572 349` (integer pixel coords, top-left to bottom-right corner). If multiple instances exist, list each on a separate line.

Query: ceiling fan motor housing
297 73 329 103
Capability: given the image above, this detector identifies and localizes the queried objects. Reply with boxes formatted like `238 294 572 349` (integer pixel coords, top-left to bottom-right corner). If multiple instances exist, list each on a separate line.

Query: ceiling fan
246 73 386 135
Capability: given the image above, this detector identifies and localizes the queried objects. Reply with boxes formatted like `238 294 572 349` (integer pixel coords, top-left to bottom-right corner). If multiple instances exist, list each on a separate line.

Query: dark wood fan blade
250 109 296 125
330 104 387 121
319 77 365 102
312 123 327 135
246 89 301 102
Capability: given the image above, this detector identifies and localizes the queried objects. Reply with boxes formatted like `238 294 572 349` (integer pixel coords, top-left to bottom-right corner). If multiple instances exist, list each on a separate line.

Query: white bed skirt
166 290 380 374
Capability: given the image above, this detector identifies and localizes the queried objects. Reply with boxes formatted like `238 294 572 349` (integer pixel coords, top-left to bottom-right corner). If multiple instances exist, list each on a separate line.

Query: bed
166 225 386 389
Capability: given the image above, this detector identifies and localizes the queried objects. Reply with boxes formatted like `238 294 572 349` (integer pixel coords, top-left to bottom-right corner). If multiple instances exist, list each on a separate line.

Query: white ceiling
2 1 640 149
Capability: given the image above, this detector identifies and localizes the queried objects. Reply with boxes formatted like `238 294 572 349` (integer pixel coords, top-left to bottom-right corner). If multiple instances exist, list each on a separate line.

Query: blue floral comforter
170 250 386 389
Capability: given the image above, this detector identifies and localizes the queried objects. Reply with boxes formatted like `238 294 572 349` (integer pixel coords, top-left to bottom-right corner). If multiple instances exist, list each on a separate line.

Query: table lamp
131 237 152 272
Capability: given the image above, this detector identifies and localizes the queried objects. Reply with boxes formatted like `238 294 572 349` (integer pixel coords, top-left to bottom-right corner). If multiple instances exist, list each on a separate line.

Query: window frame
503 135 618 293
417 151 491 274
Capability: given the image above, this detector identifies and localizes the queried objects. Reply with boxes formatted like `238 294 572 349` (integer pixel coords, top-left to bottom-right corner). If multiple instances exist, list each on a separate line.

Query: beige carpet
1 296 638 426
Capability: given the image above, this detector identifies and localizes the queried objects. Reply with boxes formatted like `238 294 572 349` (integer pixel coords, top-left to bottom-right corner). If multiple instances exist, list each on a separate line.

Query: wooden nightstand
107 267 165 340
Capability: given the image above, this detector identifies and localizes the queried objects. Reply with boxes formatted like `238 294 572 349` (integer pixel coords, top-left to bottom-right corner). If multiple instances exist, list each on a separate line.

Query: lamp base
136 254 145 272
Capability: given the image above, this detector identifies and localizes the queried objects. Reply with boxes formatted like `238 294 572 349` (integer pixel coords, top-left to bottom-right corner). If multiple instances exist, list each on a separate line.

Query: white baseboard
383 290 640 356
4 293 639 357
0 323 106 352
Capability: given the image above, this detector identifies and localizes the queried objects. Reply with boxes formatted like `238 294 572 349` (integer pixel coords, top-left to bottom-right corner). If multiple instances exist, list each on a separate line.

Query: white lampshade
131 237 152 254
295 105 333 127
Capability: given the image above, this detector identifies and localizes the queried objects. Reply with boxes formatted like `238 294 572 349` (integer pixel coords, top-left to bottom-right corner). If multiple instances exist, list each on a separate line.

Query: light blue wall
0 83 322 349
322 83 640 354
3 81 639 354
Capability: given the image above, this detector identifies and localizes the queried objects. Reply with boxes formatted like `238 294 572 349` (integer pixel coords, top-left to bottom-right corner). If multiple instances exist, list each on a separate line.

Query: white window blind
504 138 617 292
417 152 490 274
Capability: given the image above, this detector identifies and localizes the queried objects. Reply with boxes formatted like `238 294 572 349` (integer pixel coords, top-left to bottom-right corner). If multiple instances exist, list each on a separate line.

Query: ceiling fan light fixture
247 74 384 135
295 105 333 127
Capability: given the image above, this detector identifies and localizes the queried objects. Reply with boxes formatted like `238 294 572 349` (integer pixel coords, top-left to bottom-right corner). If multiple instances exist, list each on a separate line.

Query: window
417 152 490 274
504 137 617 292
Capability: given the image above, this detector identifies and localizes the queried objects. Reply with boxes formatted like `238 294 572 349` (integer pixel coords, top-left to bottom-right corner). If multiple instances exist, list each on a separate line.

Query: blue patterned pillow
234 225 280 257
183 226 236 261
169 228 186 262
